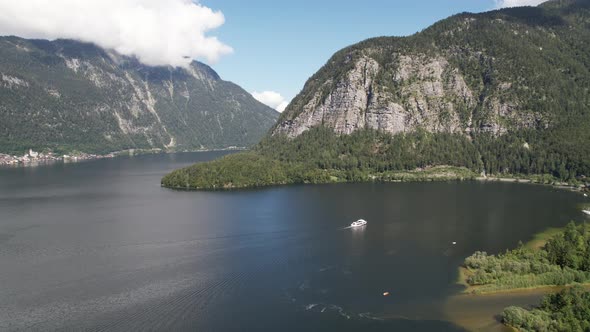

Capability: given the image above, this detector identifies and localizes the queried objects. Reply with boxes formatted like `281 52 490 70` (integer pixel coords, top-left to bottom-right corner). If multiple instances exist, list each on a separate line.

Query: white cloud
0 0 233 67
252 91 289 112
495 0 547 8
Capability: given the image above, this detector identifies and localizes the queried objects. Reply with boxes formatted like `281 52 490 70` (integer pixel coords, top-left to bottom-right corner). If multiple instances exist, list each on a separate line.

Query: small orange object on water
383 292 390 296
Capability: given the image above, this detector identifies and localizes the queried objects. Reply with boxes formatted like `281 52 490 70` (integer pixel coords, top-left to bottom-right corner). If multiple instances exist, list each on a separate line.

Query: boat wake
302 303 387 321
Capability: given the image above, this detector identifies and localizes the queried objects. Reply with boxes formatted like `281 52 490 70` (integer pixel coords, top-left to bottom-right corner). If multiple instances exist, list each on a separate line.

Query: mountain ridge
0 36 278 154
274 0 589 140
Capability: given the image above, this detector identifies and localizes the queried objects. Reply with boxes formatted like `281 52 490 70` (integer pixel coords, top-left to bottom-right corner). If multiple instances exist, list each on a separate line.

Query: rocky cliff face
274 0 587 139
275 53 541 138
275 55 477 137
0 37 278 154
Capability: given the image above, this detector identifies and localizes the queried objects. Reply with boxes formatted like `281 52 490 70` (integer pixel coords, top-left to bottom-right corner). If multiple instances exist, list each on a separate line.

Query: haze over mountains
0 37 278 155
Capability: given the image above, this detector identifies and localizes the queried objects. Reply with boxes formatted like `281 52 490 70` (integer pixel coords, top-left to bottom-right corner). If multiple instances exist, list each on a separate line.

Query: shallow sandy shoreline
444 284 590 332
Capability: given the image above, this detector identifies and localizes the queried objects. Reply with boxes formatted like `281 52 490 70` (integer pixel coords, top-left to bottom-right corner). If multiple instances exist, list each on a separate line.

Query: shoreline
458 265 590 295
475 176 586 193
449 222 590 331
163 164 589 194
457 223 590 296
445 284 590 332
455 283 590 297
0 147 245 168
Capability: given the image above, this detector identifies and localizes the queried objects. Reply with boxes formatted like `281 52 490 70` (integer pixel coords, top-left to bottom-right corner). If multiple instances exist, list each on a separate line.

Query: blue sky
205 0 506 109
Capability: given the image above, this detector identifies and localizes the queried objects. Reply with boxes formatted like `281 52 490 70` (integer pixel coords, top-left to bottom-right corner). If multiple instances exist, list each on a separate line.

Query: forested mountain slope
272 0 590 177
163 0 590 189
0 37 278 154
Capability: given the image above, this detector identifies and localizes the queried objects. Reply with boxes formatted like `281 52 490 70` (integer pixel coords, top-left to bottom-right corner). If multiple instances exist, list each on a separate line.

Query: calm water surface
0 152 587 331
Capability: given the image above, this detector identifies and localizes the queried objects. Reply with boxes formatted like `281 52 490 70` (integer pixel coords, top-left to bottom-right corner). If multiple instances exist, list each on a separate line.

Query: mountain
162 0 590 190
275 0 589 139
0 36 278 154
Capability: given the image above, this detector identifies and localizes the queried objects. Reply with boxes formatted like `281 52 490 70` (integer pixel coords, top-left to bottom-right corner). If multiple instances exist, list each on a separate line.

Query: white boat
351 219 367 227
583 210 590 216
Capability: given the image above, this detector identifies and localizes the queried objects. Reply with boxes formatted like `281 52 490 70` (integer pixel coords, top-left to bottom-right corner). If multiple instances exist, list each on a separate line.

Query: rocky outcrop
1 73 29 89
274 53 537 138
271 1 589 140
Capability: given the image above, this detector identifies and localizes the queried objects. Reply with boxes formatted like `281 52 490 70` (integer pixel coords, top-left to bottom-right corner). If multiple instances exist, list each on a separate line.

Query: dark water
0 152 587 331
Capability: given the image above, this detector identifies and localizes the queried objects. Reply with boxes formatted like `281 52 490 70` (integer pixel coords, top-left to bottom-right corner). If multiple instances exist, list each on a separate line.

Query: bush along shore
460 222 590 295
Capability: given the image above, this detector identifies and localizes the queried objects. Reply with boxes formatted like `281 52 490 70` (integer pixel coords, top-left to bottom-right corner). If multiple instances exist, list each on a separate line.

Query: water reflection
350 224 367 252
0 154 586 331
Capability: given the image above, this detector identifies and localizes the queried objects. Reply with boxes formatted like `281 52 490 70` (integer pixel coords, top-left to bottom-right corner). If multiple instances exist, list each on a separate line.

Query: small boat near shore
351 219 367 227
583 210 590 216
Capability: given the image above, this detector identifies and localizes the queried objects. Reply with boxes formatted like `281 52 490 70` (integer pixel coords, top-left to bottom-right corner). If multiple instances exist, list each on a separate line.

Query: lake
0 152 587 331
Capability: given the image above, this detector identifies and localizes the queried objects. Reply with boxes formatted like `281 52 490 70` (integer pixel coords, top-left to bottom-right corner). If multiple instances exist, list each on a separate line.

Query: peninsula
162 0 590 191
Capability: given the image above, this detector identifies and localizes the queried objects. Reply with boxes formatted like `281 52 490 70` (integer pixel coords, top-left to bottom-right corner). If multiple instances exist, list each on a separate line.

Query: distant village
0 149 115 166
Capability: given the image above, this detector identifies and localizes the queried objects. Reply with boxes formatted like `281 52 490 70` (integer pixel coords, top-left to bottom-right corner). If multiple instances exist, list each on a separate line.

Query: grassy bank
459 222 590 295
459 266 590 295
523 227 566 251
